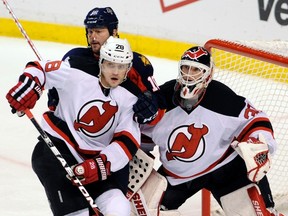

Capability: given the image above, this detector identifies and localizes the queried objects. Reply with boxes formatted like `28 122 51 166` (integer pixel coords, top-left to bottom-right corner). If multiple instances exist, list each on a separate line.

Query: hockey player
48 7 164 125
141 46 284 215
6 37 140 216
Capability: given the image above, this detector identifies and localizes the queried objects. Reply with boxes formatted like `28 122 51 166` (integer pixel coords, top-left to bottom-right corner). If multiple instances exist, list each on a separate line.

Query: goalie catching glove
133 91 158 124
71 154 111 185
231 134 271 182
6 73 42 113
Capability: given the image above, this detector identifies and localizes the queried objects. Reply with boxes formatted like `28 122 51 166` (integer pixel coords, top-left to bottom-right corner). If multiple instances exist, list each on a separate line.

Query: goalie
139 46 284 216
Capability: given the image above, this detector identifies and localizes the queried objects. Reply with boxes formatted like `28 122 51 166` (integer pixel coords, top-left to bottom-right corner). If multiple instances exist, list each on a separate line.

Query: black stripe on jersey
159 80 248 117
200 80 247 117
159 79 178 111
43 112 99 159
238 119 274 141
44 111 77 142
112 135 139 158
68 56 100 77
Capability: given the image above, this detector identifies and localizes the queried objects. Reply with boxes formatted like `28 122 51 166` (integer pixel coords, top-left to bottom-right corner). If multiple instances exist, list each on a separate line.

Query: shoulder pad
68 56 100 77
62 47 94 60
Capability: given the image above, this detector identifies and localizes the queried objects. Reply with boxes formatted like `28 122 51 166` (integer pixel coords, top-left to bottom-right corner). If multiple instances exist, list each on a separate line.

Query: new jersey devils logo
74 100 118 137
244 103 260 119
182 47 208 61
166 124 208 162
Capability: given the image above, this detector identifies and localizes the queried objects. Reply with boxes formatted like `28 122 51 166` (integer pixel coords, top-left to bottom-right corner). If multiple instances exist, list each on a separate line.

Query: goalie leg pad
127 149 155 200
141 169 167 210
130 189 151 216
130 169 168 216
221 184 272 216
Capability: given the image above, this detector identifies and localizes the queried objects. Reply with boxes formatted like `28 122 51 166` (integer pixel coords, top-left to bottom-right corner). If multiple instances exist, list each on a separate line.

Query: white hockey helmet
99 36 133 66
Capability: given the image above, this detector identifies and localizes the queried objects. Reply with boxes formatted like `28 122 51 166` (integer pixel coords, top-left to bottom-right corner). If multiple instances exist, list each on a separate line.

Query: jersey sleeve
62 47 94 61
23 60 71 91
101 92 141 172
236 99 276 154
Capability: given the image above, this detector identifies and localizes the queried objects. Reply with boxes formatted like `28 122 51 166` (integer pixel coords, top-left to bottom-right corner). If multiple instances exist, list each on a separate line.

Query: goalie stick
2 1 101 215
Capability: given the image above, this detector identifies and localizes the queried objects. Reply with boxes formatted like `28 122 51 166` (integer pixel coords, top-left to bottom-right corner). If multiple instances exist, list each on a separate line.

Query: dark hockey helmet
177 46 214 100
84 7 119 35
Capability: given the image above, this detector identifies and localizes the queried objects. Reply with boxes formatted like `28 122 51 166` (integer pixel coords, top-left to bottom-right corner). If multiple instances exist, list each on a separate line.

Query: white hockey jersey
23 58 140 172
141 79 276 185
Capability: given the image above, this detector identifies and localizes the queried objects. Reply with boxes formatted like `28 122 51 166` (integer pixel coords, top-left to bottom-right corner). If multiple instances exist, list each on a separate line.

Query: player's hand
231 134 271 182
6 74 42 113
133 91 158 124
72 154 111 185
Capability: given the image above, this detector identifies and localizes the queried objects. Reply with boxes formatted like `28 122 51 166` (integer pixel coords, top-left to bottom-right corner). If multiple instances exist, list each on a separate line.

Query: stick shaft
2 1 101 214
2 0 42 60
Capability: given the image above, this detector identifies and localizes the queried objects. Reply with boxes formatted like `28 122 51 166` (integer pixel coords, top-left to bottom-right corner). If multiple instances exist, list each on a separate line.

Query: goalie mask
175 46 213 110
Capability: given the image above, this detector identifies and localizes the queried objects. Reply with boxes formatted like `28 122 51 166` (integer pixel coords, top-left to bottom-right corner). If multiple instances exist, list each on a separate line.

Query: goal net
203 39 288 214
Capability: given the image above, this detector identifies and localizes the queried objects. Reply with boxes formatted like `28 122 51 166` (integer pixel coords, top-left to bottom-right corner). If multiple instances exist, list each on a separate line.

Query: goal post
201 39 288 215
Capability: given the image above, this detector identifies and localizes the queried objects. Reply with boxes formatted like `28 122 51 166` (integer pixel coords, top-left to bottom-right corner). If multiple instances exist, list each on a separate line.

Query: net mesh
204 39 288 214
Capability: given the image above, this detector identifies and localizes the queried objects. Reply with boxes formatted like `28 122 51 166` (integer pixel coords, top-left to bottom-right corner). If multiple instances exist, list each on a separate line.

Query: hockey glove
6 74 42 113
133 91 158 124
72 154 111 185
231 134 271 182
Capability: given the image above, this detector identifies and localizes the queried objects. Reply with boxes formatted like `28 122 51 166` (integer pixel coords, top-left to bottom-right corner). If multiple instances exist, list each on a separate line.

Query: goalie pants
158 155 275 210
31 135 129 216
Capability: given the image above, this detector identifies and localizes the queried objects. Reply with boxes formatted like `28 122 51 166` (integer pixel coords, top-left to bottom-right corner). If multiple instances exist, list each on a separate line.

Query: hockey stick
2 0 42 60
25 110 101 216
2 1 101 215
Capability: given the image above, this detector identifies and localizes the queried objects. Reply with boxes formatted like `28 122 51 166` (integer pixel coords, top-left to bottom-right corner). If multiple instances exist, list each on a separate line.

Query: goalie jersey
141 79 276 185
23 57 140 172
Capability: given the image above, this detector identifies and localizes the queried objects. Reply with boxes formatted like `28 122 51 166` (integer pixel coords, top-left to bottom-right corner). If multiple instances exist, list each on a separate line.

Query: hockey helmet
84 7 118 35
100 36 133 67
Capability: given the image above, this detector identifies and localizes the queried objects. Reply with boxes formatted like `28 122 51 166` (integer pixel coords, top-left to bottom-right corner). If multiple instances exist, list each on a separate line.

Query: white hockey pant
65 188 130 216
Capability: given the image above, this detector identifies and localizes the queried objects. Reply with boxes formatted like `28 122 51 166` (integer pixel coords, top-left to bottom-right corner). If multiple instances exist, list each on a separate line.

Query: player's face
180 65 204 84
100 60 130 88
87 27 110 54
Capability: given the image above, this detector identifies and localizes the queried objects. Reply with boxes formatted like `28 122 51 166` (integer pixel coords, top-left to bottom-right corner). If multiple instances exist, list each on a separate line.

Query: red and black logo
182 47 208 61
166 123 208 162
74 100 118 137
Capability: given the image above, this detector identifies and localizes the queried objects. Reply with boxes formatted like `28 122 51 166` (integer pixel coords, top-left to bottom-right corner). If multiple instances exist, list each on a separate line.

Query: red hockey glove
72 154 111 185
133 91 158 124
6 74 42 113
231 134 271 182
